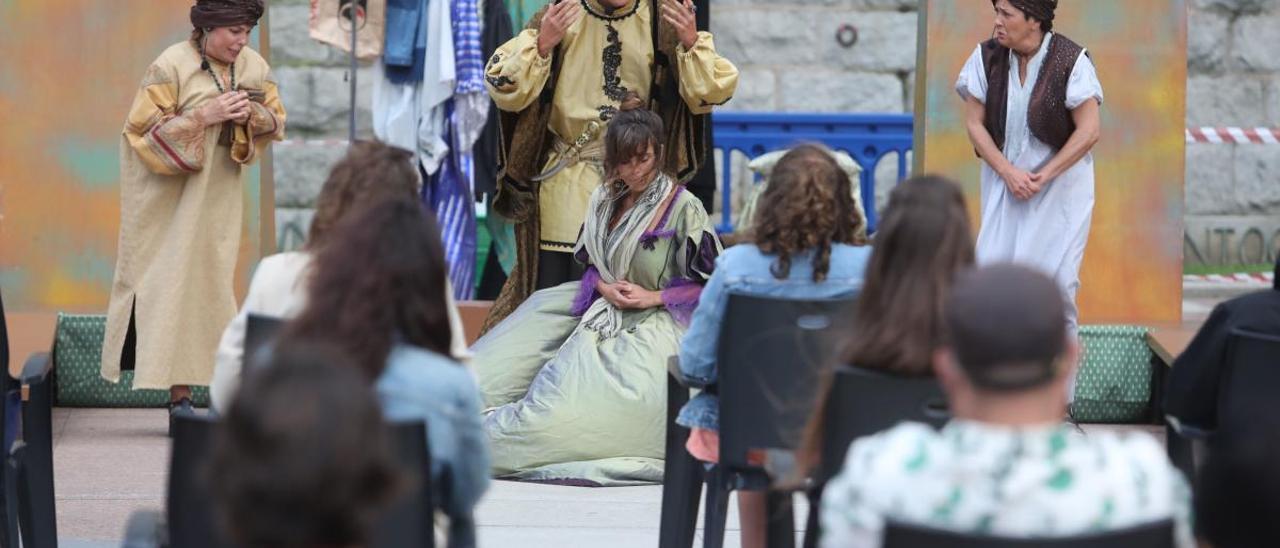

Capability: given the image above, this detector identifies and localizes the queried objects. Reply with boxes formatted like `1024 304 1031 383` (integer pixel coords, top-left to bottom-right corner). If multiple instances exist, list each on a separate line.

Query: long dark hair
794 175 974 481
843 175 975 376
210 342 405 548
752 144 865 282
603 92 666 182
282 198 454 380
306 141 420 251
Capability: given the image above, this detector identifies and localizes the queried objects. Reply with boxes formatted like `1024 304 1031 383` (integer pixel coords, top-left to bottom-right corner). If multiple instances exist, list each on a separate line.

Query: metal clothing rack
340 0 365 144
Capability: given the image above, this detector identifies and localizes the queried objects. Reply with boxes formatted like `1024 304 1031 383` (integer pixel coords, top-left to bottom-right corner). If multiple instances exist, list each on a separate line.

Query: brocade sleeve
123 63 206 175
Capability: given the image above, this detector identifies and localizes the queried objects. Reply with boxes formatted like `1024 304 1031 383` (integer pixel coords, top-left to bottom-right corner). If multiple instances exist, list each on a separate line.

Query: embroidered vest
981 34 1085 152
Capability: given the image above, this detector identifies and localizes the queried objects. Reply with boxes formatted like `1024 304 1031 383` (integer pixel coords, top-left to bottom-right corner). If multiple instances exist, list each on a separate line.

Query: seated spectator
797 174 975 476
820 265 1193 548
210 342 405 548
1195 418 1280 547
673 144 871 548
730 147 869 245
210 140 470 413
834 174 975 378
280 198 490 547
1166 255 1280 430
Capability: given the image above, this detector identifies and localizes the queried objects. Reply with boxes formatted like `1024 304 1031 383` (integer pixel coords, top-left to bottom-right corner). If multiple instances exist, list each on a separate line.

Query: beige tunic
484 0 738 252
101 41 285 389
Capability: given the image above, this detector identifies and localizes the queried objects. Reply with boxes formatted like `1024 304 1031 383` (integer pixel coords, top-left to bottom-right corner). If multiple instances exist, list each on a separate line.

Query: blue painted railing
710 112 914 234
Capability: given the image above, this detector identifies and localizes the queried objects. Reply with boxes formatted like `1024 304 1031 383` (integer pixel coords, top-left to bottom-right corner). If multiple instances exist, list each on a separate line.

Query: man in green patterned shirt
820 265 1193 547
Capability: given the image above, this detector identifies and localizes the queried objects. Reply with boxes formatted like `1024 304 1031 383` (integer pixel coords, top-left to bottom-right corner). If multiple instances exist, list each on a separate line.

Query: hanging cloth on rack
310 0 387 60
373 0 457 174
477 0 518 287
476 0 514 198
507 0 546 30
452 0 489 152
425 101 478 300
384 0 427 84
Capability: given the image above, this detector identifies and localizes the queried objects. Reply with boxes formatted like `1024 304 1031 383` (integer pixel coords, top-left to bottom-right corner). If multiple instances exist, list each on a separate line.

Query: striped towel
425 101 478 300
451 0 489 151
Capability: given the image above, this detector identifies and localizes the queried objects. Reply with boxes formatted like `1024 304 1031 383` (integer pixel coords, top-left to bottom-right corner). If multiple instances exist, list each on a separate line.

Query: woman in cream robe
101 24 285 398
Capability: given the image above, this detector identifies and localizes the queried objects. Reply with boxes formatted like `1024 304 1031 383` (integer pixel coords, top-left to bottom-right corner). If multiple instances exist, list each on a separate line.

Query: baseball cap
945 264 1067 391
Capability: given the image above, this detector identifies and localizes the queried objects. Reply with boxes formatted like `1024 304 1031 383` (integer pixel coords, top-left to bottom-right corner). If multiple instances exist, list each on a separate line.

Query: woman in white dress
956 0 1103 336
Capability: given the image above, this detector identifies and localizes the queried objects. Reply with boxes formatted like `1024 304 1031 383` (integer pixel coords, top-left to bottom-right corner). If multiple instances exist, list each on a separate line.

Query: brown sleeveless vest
981 34 1086 152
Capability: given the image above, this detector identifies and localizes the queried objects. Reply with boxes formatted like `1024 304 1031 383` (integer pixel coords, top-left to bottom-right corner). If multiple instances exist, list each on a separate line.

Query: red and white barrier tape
1186 127 1280 144
278 129 1280 148
1184 272 1275 285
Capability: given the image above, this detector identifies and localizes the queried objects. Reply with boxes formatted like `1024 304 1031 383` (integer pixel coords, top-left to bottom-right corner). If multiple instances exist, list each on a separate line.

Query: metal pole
348 2 359 144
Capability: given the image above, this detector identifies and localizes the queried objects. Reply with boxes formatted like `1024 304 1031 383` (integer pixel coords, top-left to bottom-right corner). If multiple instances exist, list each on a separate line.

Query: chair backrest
168 416 434 548
718 293 856 469
819 366 948 482
882 519 1175 548
244 314 285 370
369 422 435 548
167 415 231 548
1218 328 1280 429
1 290 7 376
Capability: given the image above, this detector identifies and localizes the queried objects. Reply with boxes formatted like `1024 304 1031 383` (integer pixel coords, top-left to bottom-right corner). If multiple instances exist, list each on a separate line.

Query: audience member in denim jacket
280 199 489 548
673 144 870 548
676 241 871 427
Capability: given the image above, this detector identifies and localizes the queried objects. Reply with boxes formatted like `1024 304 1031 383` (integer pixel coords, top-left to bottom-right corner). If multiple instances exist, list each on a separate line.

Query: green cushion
53 313 210 408
1070 325 1154 424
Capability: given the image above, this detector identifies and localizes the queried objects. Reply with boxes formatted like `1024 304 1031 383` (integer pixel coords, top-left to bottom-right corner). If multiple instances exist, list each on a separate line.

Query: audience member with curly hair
672 144 872 548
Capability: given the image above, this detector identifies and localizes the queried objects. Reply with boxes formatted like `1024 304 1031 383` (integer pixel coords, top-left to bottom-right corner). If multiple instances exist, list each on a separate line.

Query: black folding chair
243 313 284 372
368 422 435 548
882 519 1175 548
802 366 948 548
13 353 57 548
659 366 704 548
660 293 856 548
1216 328 1280 431
1165 328 1280 485
167 416 435 548
167 415 231 548
0 292 17 547
0 291 59 548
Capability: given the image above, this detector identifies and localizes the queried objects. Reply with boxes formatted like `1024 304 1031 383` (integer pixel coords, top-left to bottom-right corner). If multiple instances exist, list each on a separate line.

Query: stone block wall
268 0 377 251
1184 0 1280 264
266 0 1280 264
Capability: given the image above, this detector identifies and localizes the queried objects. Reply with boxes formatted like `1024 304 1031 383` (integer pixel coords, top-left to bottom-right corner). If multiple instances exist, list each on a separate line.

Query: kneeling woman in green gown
470 96 721 485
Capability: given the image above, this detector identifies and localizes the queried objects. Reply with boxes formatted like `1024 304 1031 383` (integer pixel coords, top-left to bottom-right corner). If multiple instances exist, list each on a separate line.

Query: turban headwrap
190 0 265 29
1004 0 1057 25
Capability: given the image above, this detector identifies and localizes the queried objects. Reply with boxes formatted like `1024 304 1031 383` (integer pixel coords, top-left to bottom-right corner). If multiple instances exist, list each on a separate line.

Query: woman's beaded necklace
199 39 237 93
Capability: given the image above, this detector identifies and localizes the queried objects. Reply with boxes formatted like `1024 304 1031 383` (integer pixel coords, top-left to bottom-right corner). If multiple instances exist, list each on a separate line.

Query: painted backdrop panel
0 0 270 313
916 0 1186 324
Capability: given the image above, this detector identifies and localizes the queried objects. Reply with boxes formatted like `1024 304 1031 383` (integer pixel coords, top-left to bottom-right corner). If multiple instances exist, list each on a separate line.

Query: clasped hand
1000 167 1046 201
597 279 662 310
538 0 699 56
197 91 251 126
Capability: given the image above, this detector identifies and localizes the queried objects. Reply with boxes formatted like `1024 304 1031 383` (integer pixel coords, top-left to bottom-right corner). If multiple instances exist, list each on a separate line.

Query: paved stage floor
53 408 1163 547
